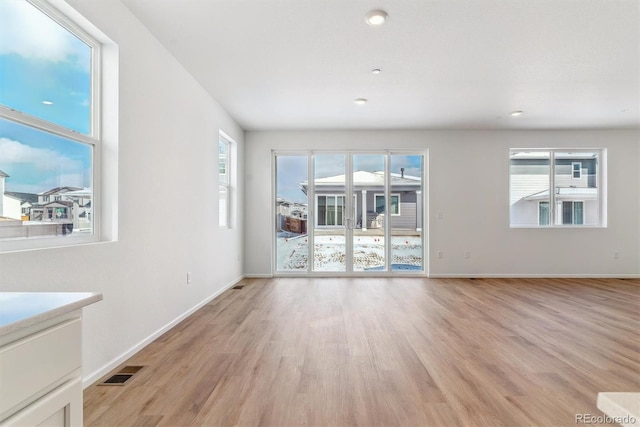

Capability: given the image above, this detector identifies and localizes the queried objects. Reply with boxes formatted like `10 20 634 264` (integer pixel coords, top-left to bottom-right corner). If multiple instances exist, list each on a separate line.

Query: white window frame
0 0 105 252
315 194 345 227
374 193 401 216
510 149 605 228
571 162 582 179
218 132 232 228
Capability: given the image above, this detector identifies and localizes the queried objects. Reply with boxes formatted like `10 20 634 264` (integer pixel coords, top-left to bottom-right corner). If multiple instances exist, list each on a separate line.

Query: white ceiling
121 0 639 131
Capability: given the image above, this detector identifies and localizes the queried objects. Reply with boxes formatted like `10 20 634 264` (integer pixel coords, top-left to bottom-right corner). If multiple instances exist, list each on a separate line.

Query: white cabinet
0 293 102 427
5 377 82 427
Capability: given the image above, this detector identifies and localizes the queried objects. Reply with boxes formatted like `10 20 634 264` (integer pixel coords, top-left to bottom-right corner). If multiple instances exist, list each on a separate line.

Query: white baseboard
82 275 244 388
243 273 273 278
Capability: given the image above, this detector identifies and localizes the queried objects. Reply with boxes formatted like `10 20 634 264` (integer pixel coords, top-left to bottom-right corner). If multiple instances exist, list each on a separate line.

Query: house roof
38 186 83 196
303 171 421 188
61 188 92 198
5 192 38 204
42 200 74 207
0 170 8 178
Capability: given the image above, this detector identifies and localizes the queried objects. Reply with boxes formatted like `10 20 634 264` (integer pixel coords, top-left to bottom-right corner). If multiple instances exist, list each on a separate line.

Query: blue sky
277 154 423 203
0 0 91 194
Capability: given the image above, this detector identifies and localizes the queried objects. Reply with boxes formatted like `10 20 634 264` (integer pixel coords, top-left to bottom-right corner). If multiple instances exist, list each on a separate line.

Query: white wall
0 0 244 385
244 130 639 277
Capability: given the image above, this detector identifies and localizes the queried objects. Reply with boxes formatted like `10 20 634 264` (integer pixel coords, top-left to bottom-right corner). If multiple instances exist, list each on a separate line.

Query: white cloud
0 0 90 68
0 136 84 175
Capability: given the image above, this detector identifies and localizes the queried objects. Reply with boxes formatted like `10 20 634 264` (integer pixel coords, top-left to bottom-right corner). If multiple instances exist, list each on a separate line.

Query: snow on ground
277 235 423 271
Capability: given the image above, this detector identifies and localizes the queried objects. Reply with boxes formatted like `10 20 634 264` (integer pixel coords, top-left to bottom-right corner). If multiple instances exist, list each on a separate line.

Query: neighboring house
300 170 422 231
510 152 599 226
276 197 308 234
276 198 308 219
0 171 92 236
2 193 22 220
5 191 39 219
0 170 25 220
38 186 83 204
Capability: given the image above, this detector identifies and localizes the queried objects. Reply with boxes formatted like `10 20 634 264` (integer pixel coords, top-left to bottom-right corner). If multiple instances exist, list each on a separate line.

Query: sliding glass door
313 154 347 272
275 151 425 274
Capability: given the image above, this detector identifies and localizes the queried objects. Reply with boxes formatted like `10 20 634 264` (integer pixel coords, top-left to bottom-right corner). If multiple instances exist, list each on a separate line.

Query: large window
0 0 101 247
510 149 604 227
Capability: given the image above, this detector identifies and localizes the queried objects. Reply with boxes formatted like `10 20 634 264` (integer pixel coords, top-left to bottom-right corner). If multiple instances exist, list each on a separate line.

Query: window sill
0 235 115 254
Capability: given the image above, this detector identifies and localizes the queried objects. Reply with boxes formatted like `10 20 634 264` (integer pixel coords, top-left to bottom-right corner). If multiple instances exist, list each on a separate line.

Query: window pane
0 1 92 134
390 155 423 272
317 196 326 226
390 195 399 214
218 186 228 227
572 162 582 178
574 202 584 225
539 202 549 225
352 154 386 272
218 139 228 183
375 195 385 213
313 154 345 272
0 116 93 239
562 201 573 224
555 152 599 225
275 155 309 272
510 151 550 226
336 196 344 226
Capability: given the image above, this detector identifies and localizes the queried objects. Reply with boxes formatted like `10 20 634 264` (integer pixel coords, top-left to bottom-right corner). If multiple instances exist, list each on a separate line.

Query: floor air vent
232 285 244 290
99 365 145 386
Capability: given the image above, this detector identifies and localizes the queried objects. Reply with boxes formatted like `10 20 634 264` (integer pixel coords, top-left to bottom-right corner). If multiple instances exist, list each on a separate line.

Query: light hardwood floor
84 277 639 426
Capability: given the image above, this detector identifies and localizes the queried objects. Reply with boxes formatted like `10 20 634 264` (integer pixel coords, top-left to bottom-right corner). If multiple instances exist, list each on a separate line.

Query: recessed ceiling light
510 110 524 117
354 98 368 105
372 68 381 74
365 10 388 26
42 100 53 105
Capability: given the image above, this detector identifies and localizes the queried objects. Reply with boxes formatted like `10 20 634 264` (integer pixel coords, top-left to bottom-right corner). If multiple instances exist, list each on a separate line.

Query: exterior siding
391 203 417 229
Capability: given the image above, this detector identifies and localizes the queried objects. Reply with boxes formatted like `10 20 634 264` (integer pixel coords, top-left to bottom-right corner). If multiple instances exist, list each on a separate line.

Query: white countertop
597 392 640 427
0 292 103 336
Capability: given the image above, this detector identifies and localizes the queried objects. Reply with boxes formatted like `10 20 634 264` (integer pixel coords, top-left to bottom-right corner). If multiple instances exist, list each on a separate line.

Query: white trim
429 274 640 278
0 0 110 253
243 273 274 278
272 150 427 276
218 131 233 228
82 275 244 388
509 148 604 228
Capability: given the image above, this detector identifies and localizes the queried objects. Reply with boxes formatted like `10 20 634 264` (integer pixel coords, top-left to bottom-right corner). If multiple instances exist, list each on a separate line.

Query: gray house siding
354 190 417 230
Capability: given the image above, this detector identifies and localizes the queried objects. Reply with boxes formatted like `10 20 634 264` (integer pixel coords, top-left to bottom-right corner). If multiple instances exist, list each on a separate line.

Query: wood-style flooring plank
84 277 640 426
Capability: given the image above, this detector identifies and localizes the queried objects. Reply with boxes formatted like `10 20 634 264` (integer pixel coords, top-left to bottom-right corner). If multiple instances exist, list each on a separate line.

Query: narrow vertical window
218 134 230 228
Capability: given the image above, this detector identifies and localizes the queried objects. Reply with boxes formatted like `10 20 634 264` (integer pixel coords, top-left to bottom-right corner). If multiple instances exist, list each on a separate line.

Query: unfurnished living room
0 0 638 426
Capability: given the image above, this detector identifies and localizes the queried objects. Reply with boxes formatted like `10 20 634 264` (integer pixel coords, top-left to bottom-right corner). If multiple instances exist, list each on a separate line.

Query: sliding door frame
273 149 428 277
